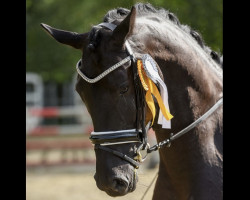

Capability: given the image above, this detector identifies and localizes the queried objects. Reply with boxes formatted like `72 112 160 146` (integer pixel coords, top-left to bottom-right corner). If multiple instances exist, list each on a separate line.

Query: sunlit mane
102 3 223 68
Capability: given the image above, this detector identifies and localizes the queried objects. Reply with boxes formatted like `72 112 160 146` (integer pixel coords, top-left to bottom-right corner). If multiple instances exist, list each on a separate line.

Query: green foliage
26 0 222 83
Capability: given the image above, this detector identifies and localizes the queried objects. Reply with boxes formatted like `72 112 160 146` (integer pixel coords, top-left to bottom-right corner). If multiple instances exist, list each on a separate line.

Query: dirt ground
26 165 158 200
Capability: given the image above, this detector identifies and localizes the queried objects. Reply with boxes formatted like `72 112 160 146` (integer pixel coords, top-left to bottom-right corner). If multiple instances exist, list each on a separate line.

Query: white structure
26 72 44 134
26 72 93 135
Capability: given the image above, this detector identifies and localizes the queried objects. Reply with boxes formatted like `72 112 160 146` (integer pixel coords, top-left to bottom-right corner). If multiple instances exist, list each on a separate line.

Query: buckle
134 143 150 162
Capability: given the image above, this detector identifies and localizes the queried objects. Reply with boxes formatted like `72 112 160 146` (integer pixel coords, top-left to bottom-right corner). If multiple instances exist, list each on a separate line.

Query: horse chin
105 189 128 197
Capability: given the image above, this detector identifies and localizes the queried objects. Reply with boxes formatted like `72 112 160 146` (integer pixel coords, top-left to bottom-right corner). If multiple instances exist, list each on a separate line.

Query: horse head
41 7 144 196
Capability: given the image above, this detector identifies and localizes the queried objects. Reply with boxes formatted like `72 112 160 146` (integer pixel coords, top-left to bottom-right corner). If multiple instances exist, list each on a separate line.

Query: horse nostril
111 178 129 193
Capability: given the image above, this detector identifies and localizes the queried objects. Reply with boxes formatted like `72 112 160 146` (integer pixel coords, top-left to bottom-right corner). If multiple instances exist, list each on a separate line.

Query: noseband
76 22 223 169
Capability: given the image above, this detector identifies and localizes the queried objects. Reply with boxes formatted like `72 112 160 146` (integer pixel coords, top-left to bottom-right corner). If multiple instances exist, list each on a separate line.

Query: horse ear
112 6 136 46
40 23 87 50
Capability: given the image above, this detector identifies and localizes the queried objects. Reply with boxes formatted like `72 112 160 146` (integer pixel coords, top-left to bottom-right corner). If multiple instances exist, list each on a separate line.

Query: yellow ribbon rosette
137 60 173 126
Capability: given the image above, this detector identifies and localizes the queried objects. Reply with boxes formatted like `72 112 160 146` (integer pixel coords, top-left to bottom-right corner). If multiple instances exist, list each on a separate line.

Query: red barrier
26 140 93 150
29 126 59 136
29 107 59 117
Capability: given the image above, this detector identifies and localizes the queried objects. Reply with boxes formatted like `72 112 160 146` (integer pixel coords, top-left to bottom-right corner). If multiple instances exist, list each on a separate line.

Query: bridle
76 22 223 169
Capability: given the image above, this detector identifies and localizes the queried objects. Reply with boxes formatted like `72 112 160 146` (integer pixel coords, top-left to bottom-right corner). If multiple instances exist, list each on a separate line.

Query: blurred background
26 0 222 199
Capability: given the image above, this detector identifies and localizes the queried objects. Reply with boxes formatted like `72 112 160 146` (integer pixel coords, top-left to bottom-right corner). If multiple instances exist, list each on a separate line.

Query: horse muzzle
94 170 138 197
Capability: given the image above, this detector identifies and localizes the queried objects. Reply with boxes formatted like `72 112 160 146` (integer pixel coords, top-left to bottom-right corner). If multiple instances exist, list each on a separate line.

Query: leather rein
76 22 223 169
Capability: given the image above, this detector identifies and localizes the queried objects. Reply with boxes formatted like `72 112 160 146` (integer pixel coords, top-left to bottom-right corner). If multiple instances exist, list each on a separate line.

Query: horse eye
120 86 128 94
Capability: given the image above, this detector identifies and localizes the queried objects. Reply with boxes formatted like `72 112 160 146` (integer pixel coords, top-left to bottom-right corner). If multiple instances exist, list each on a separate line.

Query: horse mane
90 3 223 68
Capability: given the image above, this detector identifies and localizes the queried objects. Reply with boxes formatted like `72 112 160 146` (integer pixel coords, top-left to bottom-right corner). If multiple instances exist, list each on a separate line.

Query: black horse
41 3 223 199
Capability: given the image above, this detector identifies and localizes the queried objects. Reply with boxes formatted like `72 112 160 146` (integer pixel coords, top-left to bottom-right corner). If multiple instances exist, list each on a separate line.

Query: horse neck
132 17 222 113
152 46 223 198
131 18 223 129
156 50 223 125
131 19 223 196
